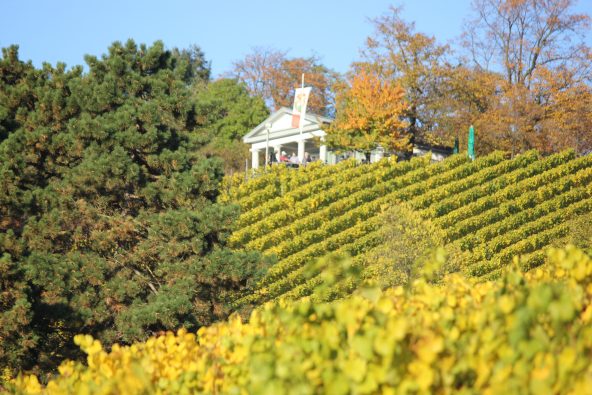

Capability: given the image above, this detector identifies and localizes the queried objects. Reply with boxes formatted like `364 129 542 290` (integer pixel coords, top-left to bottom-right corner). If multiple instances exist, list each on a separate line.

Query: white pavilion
243 107 453 168
242 107 331 168
243 107 388 168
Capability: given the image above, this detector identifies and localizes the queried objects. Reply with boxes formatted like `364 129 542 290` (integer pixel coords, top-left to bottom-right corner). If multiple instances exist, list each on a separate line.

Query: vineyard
7 151 592 393
5 0 592 389
222 150 592 307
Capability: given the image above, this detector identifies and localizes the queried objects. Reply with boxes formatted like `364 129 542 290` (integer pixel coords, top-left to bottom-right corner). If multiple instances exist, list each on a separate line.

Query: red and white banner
291 87 311 129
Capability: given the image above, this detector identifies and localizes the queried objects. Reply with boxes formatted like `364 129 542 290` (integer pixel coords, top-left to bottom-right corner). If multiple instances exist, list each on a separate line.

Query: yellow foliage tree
326 69 410 159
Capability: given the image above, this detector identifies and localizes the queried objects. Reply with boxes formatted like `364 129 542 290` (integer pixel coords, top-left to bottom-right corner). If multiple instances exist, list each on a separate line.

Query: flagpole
299 74 305 165
300 73 304 135
293 75 310 164
265 123 270 170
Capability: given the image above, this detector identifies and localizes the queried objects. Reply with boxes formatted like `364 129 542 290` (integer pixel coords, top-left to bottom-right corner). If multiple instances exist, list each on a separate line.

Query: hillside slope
222 150 592 306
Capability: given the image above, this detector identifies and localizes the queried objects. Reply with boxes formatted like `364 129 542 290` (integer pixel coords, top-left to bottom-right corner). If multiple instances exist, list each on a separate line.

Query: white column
319 137 327 163
273 145 282 159
374 147 384 162
298 139 305 164
265 123 271 168
251 148 260 169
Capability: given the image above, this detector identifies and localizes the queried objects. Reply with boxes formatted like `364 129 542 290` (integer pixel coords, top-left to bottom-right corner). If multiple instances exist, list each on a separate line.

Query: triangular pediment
243 107 332 143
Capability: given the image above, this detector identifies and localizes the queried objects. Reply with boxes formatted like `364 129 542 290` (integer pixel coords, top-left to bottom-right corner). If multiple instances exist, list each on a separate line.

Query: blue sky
2 0 591 77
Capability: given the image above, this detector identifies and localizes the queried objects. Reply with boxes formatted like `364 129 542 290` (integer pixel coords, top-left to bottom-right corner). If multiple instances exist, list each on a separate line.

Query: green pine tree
0 40 270 378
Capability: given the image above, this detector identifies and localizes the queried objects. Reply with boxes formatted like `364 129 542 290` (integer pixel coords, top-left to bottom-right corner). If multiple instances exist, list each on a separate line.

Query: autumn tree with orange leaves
230 48 339 116
325 69 410 160
359 1 592 156
361 6 450 146
460 0 592 155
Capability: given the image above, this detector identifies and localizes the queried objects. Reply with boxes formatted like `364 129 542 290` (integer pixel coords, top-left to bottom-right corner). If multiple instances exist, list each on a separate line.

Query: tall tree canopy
230 47 340 116
357 2 592 156
464 0 591 87
460 0 592 155
360 6 451 146
0 41 268 377
170 44 211 84
193 78 269 172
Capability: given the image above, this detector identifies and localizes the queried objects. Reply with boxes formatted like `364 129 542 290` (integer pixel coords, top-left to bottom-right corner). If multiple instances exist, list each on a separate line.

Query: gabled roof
243 107 333 144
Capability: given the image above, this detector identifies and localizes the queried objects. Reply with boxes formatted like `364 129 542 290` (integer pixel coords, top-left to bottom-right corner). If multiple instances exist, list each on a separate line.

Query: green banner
468 125 475 161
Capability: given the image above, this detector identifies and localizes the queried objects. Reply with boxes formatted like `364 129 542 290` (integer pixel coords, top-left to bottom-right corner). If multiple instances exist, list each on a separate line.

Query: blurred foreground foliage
8 246 592 394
